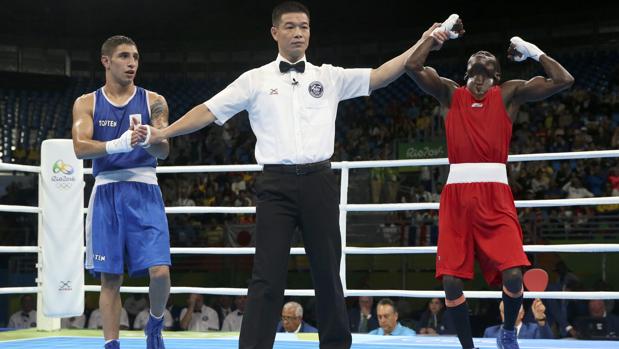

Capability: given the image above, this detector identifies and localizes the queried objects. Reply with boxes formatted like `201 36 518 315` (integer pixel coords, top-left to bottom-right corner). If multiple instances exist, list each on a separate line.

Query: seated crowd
7 290 619 340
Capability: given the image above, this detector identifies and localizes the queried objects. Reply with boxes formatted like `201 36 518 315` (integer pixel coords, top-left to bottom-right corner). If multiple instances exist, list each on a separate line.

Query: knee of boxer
442 275 464 301
149 265 170 280
502 267 523 295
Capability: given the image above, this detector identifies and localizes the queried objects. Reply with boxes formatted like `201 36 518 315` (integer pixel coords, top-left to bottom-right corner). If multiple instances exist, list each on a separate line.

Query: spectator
277 301 317 333
179 294 219 331
562 177 594 199
134 306 174 330
166 297 183 331
369 298 415 336
213 295 235 330
88 307 129 330
484 299 553 339
349 296 378 333
221 296 246 332
61 315 86 329
417 298 455 335
608 169 619 196
575 299 619 340
8 295 37 329
123 293 148 328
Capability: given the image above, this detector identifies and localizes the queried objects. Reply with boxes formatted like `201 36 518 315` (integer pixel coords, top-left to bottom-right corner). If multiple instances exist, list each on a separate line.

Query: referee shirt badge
308 81 324 98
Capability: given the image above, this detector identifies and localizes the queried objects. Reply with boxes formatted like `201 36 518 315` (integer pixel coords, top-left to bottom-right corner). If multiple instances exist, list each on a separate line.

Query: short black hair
377 298 397 313
101 35 137 57
272 1 310 26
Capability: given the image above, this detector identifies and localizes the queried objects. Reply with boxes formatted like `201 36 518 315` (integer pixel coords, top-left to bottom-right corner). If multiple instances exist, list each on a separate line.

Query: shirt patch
308 81 324 98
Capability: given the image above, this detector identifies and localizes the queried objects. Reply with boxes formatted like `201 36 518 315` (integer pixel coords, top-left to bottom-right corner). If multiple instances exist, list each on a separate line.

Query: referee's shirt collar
275 54 307 72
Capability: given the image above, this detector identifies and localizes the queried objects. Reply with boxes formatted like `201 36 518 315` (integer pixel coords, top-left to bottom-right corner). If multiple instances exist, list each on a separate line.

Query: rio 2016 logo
51 160 76 190
52 160 74 175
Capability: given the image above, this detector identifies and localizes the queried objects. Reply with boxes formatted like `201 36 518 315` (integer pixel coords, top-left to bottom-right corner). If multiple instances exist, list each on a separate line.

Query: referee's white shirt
205 54 371 165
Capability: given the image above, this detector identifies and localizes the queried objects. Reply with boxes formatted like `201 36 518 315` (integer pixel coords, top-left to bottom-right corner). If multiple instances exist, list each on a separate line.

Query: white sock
150 310 164 319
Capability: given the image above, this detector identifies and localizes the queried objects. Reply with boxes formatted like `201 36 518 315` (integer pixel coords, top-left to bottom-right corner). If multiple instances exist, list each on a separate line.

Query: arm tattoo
150 98 169 129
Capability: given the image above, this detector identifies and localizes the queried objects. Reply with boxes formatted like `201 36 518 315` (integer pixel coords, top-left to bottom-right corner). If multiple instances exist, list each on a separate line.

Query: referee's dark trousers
239 160 351 349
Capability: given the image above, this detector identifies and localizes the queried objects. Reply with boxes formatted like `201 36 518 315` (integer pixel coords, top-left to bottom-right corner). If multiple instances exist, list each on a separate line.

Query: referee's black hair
272 1 310 26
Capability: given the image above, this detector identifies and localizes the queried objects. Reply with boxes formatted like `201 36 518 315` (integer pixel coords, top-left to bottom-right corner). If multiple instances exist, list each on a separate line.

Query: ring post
37 139 84 330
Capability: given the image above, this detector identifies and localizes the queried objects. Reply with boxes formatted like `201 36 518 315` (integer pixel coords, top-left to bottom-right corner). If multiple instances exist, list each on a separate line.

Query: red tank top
445 85 512 164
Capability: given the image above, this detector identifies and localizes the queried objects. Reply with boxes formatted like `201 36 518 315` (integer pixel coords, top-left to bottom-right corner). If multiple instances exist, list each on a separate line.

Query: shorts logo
308 81 324 98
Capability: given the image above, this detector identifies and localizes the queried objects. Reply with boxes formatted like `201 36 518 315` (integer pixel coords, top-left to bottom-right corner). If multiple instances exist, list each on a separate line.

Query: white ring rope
0 287 38 295
343 196 619 212
0 163 40 173
4 149 619 301
0 204 41 214
2 244 619 255
81 286 619 300
12 194 619 216
5 284 618 300
0 246 38 253
165 206 256 214
78 149 619 175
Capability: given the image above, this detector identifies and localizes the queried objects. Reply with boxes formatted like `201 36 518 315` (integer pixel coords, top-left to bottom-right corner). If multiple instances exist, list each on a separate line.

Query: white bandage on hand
129 114 151 148
105 129 134 154
138 125 151 149
432 14 460 39
510 36 545 62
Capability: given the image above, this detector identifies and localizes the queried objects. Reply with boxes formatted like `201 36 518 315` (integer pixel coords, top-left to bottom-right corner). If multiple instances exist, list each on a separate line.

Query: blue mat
1 334 618 349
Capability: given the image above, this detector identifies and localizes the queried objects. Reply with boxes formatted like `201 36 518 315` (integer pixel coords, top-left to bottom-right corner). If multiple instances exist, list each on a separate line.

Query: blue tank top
92 86 157 176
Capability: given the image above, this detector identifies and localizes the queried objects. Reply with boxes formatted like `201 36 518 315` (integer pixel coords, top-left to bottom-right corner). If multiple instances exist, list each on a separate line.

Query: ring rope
3 150 619 301
2 244 619 255
5 284 617 300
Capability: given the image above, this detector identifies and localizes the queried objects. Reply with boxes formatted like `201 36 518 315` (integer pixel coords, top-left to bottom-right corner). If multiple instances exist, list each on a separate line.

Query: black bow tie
279 61 305 73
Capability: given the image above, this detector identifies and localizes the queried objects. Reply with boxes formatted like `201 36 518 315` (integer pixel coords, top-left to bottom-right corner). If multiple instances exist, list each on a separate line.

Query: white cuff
432 14 460 39
105 130 133 154
138 125 151 149
510 36 545 62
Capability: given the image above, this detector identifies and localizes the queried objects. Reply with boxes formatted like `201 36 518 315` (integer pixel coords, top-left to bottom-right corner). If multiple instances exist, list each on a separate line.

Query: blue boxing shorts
85 167 171 276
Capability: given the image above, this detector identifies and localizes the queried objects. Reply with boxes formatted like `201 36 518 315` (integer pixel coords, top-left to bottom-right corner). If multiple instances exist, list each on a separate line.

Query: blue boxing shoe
104 339 119 349
497 326 520 349
145 313 165 349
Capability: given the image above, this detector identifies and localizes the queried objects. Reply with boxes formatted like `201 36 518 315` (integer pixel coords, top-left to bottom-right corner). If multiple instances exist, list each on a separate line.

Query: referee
140 2 440 348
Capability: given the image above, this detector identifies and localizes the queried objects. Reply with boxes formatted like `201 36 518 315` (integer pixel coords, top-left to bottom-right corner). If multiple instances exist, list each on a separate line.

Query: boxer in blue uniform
71 35 170 349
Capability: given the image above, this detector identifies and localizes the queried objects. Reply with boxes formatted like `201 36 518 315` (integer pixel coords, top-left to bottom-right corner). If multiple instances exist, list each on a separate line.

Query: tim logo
95 254 106 262
58 280 72 292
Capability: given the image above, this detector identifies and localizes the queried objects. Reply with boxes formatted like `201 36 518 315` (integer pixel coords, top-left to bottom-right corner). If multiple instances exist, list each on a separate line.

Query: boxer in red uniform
405 16 574 349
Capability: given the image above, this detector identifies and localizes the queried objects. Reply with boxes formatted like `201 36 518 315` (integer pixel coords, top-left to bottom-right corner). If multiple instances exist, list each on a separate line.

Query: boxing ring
1 140 619 348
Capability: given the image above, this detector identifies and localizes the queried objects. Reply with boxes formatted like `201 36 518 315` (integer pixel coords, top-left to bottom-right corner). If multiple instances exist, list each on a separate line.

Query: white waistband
95 167 158 186
446 163 508 184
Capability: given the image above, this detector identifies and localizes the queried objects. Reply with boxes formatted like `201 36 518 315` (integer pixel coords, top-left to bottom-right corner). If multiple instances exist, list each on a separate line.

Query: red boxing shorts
436 163 530 286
